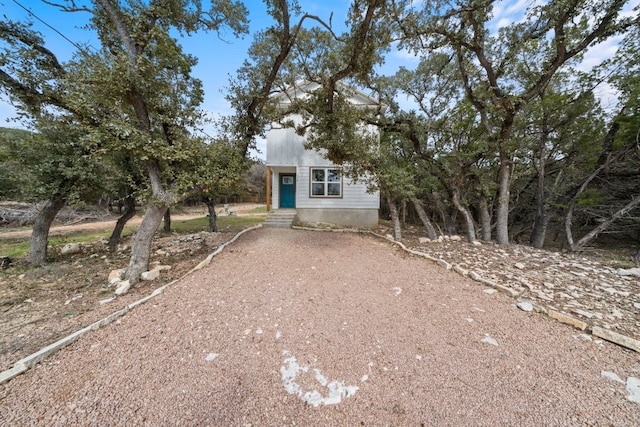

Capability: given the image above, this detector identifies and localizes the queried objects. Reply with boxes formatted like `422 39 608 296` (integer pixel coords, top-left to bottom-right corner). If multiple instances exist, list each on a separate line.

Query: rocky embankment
411 236 640 345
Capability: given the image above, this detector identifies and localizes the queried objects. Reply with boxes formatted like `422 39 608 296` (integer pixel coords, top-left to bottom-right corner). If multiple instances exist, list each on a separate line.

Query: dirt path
0 214 203 240
1 228 639 424
0 203 264 240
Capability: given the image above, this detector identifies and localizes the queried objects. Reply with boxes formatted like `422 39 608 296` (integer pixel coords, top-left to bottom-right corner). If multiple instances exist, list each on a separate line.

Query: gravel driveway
1 228 639 425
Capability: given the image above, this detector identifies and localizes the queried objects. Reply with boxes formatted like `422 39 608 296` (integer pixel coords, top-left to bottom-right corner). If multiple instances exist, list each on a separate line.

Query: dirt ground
1 206 639 374
0 204 263 372
1 228 639 425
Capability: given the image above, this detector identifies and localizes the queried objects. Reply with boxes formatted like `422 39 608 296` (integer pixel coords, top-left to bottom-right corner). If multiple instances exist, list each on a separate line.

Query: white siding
295 167 378 209
266 83 381 214
267 114 332 167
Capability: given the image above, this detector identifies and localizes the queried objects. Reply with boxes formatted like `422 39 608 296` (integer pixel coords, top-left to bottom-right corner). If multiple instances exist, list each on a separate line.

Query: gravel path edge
0 224 263 386
292 225 640 355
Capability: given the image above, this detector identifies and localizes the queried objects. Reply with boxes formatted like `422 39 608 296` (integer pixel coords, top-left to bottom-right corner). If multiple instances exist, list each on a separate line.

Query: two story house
265 81 380 228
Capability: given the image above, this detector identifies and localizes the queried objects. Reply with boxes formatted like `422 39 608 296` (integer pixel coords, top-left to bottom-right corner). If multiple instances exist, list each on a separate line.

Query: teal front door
279 174 296 208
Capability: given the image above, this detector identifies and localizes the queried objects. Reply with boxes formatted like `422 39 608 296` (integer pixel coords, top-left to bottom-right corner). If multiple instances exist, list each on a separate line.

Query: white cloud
578 36 623 71
390 42 420 62
496 0 531 20
490 0 533 29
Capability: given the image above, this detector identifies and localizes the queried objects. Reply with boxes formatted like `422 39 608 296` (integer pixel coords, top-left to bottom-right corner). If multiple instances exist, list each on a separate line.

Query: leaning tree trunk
125 203 167 282
572 196 640 252
410 196 437 240
530 145 548 248
478 195 492 241
108 195 136 252
163 208 171 232
205 198 218 232
125 161 173 283
565 117 622 250
565 162 610 250
432 191 456 235
28 194 66 266
495 152 511 245
452 188 477 243
383 188 402 241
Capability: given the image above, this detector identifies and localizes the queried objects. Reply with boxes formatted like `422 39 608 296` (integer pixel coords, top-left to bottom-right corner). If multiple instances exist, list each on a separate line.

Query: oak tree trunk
495 153 511 245
410 196 437 240
530 213 549 249
384 188 402 241
108 195 136 252
452 188 476 243
478 195 492 241
205 199 218 232
28 194 66 266
432 191 456 235
530 158 548 249
125 203 167 282
163 208 171 232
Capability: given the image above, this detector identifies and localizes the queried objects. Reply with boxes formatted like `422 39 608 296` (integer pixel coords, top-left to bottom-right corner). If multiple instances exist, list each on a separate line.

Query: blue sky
1 0 637 141
0 1 359 129
0 0 362 157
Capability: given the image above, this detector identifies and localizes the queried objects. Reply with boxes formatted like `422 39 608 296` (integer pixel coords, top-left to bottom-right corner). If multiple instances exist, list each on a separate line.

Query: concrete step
264 210 297 228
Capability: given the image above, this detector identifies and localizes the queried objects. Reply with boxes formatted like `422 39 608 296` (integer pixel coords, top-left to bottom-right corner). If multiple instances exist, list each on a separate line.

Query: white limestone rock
436 259 452 270
627 377 640 403
61 243 81 255
468 271 482 281
481 335 499 346
114 280 131 295
453 265 468 276
601 370 625 384
617 268 640 277
108 268 125 284
516 300 534 312
572 309 595 319
141 269 160 281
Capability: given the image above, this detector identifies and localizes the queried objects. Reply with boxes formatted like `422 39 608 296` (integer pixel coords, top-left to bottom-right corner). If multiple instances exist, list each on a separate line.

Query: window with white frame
310 167 342 197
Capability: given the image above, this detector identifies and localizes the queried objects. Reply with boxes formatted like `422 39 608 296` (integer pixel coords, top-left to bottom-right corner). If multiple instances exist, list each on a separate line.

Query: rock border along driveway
1 226 638 425
296 225 640 355
0 225 262 385
2 224 639 385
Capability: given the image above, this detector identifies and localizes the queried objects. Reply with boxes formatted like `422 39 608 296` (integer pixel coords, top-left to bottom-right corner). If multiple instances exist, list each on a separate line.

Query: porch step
264 209 297 228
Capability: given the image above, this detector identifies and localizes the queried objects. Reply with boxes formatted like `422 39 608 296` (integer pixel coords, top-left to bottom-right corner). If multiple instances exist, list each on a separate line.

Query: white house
265 81 381 228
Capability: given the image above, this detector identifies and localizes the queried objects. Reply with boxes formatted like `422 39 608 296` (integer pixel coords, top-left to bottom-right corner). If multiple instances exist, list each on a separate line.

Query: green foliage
249 205 267 213
181 136 249 201
0 239 30 258
0 127 33 200
576 188 606 208
301 85 378 164
164 214 263 234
